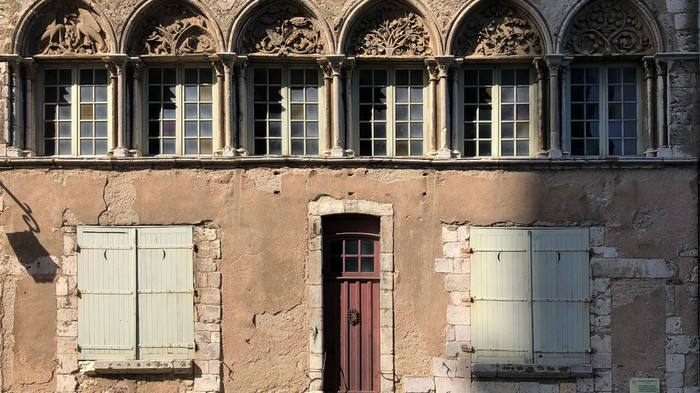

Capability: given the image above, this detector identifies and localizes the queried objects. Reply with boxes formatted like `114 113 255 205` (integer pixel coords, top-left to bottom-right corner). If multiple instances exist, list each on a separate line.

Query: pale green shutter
531 228 590 364
77 227 136 360
471 228 531 364
136 227 194 360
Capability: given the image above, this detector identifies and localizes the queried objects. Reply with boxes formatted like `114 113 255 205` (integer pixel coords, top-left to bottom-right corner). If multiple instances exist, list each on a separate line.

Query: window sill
471 363 593 379
79 359 193 375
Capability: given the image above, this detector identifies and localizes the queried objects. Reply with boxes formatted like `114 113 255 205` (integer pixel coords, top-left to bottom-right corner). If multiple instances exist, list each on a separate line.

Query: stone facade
0 0 696 392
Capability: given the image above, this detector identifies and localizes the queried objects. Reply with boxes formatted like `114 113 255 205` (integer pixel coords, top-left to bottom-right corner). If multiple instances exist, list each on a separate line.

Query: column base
111 146 132 157
436 148 456 158
329 146 348 157
547 148 563 158
221 147 237 157
656 146 673 157
6 146 28 157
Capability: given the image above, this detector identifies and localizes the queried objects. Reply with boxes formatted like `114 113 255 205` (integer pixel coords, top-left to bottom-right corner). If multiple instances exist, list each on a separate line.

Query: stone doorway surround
307 198 395 393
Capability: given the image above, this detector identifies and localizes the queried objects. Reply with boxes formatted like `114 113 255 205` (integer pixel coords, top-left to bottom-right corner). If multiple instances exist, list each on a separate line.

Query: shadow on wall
1 182 56 282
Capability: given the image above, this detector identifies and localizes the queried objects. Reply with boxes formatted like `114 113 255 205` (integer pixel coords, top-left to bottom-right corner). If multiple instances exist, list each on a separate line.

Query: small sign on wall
630 378 660 393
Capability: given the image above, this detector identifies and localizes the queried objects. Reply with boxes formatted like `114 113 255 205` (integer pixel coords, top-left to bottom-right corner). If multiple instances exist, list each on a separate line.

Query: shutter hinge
74 244 80 253
463 297 475 304
76 344 81 352
76 288 81 298
461 345 475 353
584 298 591 303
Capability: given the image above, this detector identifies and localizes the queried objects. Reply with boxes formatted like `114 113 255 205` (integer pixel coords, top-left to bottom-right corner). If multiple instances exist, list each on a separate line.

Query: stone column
544 54 565 158
317 59 333 155
533 57 548 157
450 61 462 157
435 56 454 158
642 56 656 156
7 58 24 156
326 55 346 157
558 57 572 156
210 56 225 155
109 54 130 157
236 56 249 155
131 59 144 155
425 59 439 155
655 58 671 156
22 60 38 154
343 59 355 155
215 53 236 156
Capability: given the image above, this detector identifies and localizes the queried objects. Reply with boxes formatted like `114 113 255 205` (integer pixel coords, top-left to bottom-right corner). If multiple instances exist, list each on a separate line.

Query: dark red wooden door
323 235 380 393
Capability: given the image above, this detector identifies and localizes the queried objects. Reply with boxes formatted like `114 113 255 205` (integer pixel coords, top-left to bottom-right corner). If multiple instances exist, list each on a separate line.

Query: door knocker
347 308 361 326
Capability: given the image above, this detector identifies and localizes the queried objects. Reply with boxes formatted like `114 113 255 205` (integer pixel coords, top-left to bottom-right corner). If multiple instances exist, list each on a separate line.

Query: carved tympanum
348 1 432 57
239 4 325 55
563 0 654 55
454 5 542 57
30 3 108 55
129 3 216 56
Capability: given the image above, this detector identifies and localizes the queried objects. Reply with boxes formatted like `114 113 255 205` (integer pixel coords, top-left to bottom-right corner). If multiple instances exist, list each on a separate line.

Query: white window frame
36 64 113 156
457 66 536 158
141 64 220 156
564 63 644 157
246 64 325 156
352 65 428 157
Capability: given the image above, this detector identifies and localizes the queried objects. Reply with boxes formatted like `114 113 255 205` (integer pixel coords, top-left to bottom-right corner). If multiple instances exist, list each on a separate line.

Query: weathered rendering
0 0 697 392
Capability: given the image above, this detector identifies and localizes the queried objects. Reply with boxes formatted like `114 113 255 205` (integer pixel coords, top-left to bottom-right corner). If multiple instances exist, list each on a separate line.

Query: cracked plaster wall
0 166 694 392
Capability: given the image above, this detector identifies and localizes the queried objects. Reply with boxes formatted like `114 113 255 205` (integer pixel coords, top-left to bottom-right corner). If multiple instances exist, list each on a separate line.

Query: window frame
36 64 114 157
141 63 219 156
564 62 644 157
352 64 428 157
246 63 325 156
457 65 537 158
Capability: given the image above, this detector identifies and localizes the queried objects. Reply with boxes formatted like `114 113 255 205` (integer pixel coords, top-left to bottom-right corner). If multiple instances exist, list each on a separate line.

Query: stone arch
338 0 443 57
558 0 664 55
13 0 116 56
121 0 225 56
229 0 334 55
446 0 552 57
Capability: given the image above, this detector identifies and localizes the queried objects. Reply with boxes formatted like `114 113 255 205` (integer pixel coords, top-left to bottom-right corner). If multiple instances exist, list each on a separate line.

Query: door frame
307 199 395 393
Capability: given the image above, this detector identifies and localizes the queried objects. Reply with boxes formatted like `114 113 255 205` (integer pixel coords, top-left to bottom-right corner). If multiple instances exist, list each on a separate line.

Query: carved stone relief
347 1 433 57
129 3 217 56
453 5 543 57
30 3 109 55
563 0 655 55
238 4 325 55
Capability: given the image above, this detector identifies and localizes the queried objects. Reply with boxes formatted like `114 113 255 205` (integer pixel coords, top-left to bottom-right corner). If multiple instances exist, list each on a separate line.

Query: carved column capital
317 59 333 80
131 58 145 80
236 56 249 75
533 57 547 81
654 58 667 76
425 59 439 81
21 59 39 79
642 56 656 80
325 55 346 77
544 54 566 77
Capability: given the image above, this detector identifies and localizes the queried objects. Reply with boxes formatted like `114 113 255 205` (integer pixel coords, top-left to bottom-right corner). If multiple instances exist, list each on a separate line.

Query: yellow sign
630 378 660 393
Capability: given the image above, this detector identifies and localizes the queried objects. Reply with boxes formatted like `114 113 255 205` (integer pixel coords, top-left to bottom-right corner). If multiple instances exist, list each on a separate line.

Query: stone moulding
238 4 325 56
453 5 543 57
347 1 432 57
31 3 109 55
563 0 654 55
129 4 217 56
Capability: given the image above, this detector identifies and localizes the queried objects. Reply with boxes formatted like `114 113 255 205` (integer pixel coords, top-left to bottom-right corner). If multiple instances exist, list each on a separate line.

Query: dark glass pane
501 105 514 121
148 104 161 119
585 85 599 102
184 68 198 84
268 69 281 84
374 87 386 104
478 87 491 104
359 123 372 139
478 105 491 121
479 123 491 139
624 121 637 137
374 122 386 138
269 121 282 137
359 70 372 85
359 140 372 155
571 104 584 119
45 87 58 103
516 105 529 120
570 68 584 84
345 240 358 254
396 105 408 121
254 139 267 154
501 123 514 138
162 121 176 136
464 87 478 103
410 141 423 156
359 105 372 121
269 104 282 119
623 103 636 119
608 67 622 83
268 139 282 154
570 122 584 138
148 121 160 137
44 140 55 155
163 86 176 102
345 257 359 272
374 141 386 156
396 140 408 156
44 105 56 120
59 69 71 84
623 139 637 155
410 70 423 85
94 69 108 84
44 122 56 138
586 122 599 138
361 257 374 272
374 105 386 120
464 123 476 139
585 103 599 119
45 69 58 85
253 68 267 84
148 139 160 155
290 69 304 84
80 69 93 84
359 87 372 103
501 69 515 85
291 140 304 155
254 121 267 137
148 68 161 83
501 141 514 156
306 140 318 154
464 70 478 85
478 70 492 85
586 139 599 155
464 106 477 122
478 141 491 156
623 67 637 83
623 85 637 101
571 139 584 155
373 69 387 85
609 121 622 137
162 68 176 84
516 69 529 85
291 121 304 137
608 86 622 101
571 86 584 102
410 122 422 138
395 70 409 85
463 141 476 157
609 139 621 155
254 86 267 101
305 69 318 85
148 86 161 101
254 104 267 119
516 141 529 156
396 123 408 138
269 86 282 102
585 68 599 84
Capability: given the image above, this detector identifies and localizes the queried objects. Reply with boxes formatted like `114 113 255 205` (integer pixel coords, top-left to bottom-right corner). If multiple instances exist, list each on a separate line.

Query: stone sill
471 363 593 379
79 359 193 375
0 156 695 170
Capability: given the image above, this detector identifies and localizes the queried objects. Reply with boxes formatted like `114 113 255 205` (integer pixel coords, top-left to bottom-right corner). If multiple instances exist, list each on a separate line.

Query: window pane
361 257 374 272
345 257 359 272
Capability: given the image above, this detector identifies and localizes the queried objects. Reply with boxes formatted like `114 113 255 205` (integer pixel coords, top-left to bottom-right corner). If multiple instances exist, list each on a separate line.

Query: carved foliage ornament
563 0 654 55
239 4 325 55
348 2 432 57
32 3 109 55
454 5 543 57
130 3 216 56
